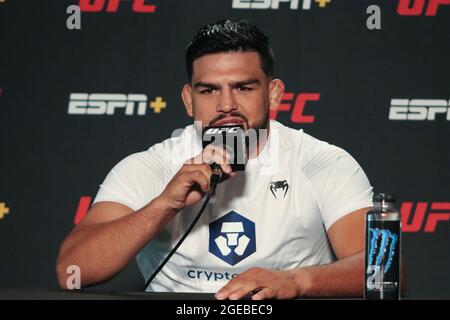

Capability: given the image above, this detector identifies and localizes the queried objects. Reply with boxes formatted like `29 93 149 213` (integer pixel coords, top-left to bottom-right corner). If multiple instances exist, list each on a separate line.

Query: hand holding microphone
203 124 247 188
158 124 246 213
157 143 234 213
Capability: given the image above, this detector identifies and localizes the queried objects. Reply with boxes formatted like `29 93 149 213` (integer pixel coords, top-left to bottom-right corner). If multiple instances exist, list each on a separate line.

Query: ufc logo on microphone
204 127 241 134
270 92 320 123
396 0 450 16
79 0 156 13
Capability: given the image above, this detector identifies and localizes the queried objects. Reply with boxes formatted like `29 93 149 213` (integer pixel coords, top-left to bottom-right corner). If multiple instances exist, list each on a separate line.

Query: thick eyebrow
231 79 261 88
193 79 261 89
193 82 220 89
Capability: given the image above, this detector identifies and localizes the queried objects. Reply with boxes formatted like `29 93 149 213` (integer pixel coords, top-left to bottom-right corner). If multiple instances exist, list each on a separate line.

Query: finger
193 164 214 182
203 146 232 174
181 163 235 186
215 280 237 300
185 158 231 175
184 146 224 165
251 288 275 300
181 163 211 175
220 171 237 183
185 146 232 173
203 144 231 164
228 285 262 300
215 269 257 300
184 153 203 166
216 279 260 300
219 163 232 175
182 170 210 193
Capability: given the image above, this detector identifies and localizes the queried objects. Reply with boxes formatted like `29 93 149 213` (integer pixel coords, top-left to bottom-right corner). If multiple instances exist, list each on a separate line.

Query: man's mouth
212 117 246 126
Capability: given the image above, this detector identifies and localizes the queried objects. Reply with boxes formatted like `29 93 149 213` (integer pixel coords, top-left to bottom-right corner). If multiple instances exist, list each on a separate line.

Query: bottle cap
373 193 384 202
384 193 396 203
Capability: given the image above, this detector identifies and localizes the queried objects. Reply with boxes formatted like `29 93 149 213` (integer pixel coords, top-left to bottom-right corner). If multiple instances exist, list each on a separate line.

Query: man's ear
181 84 193 117
268 79 285 111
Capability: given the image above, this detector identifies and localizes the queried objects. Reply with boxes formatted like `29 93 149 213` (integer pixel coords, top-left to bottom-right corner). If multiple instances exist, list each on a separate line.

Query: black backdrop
0 0 449 298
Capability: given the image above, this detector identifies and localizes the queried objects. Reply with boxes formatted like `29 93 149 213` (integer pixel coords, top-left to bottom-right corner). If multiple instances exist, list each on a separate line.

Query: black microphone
202 124 247 186
210 163 223 187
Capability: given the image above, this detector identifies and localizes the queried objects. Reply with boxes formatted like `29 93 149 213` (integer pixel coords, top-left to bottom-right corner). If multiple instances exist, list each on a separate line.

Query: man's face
182 51 283 131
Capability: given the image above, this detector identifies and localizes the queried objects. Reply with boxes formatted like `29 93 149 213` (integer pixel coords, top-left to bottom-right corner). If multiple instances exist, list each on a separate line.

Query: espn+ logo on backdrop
232 0 330 10
231 0 449 15
389 99 450 121
68 93 166 116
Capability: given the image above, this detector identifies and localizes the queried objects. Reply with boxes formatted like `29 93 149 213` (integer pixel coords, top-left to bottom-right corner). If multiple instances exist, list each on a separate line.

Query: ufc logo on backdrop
79 0 156 13
74 196 92 225
401 202 450 233
397 0 450 16
270 92 320 123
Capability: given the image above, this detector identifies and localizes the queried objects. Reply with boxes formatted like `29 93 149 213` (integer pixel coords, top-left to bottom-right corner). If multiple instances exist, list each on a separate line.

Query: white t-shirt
93 120 373 292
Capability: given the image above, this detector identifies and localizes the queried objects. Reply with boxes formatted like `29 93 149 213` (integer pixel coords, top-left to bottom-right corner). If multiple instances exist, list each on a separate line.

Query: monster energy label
364 193 401 300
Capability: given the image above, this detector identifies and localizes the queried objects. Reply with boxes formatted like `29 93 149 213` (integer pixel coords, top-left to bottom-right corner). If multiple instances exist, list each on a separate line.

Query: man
56 19 373 300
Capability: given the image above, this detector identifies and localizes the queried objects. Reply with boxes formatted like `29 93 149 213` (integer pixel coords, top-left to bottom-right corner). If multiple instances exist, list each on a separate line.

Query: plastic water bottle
364 193 401 300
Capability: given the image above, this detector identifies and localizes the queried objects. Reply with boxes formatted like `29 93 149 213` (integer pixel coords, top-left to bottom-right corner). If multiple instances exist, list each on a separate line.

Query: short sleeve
93 151 171 211
307 148 373 230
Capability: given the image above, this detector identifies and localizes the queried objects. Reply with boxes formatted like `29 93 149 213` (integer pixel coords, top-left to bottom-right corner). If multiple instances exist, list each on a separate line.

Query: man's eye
237 86 252 92
201 88 216 94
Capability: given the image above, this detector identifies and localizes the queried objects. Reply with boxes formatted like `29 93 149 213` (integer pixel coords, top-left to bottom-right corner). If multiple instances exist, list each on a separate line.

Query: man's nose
216 89 237 113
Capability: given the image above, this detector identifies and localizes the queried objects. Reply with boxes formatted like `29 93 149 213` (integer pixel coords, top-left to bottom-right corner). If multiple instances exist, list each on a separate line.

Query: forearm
56 197 176 288
293 252 364 297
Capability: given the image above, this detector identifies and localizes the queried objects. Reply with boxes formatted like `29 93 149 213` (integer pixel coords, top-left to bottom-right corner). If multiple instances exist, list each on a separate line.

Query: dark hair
185 19 274 82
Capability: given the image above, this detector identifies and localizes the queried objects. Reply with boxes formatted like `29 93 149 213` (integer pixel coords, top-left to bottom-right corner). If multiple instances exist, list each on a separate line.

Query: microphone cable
143 164 223 291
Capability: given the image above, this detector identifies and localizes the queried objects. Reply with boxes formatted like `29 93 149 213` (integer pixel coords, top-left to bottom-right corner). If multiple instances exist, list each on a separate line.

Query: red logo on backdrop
79 0 156 13
74 196 92 224
397 0 450 16
401 202 450 232
270 92 320 123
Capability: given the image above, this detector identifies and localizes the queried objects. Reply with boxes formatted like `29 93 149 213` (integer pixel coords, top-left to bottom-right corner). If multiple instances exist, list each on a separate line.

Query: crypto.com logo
401 202 450 233
396 0 450 16
209 211 256 266
270 92 320 123
79 0 156 13
68 93 166 116
389 99 450 121
232 0 332 10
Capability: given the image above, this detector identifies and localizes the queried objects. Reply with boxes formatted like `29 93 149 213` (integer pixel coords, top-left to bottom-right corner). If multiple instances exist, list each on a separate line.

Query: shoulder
271 120 358 179
299 133 351 180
